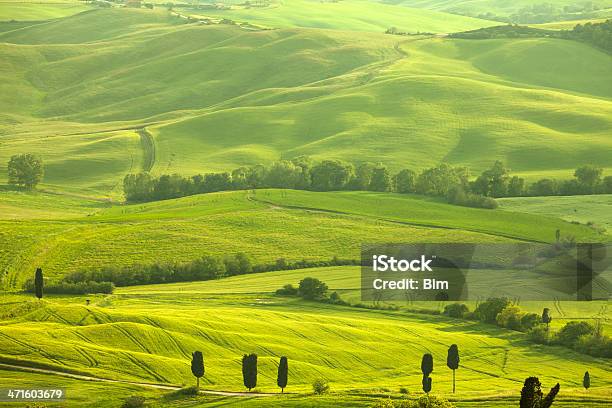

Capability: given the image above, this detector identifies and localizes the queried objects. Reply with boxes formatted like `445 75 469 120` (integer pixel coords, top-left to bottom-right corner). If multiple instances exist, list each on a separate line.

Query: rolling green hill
0 8 610 199
0 0 92 22
0 270 610 406
177 0 497 33
0 189 604 289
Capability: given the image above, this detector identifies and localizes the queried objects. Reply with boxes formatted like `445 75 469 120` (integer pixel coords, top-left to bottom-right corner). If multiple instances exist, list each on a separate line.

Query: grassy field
1 189 605 289
499 194 612 232
0 8 610 199
178 0 496 33
0 0 92 22
0 269 610 407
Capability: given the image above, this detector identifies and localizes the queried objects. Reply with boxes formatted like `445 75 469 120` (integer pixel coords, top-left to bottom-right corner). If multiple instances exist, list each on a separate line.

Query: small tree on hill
542 308 552 330
242 353 258 391
298 277 328 300
519 377 559 408
8 154 44 190
191 351 204 390
446 344 460 393
277 356 288 393
34 268 44 300
583 371 590 391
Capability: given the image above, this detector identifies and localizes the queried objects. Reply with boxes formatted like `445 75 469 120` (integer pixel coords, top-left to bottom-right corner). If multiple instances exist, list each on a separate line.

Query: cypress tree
446 344 460 393
242 353 258 391
542 308 552 330
583 371 590 391
191 351 204 390
34 268 43 300
277 356 288 393
421 353 433 377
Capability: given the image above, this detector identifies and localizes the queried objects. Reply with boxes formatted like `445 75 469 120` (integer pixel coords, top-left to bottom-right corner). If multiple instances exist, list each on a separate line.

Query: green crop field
499 194 612 233
0 189 605 289
0 270 610 407
0 1 610 407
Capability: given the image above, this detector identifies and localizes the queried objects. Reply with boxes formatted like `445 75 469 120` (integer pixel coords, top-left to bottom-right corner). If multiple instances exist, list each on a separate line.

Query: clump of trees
312 379 329 395
519 377 559 408
443 298 611 358
7 154 44 190
25 279 114 295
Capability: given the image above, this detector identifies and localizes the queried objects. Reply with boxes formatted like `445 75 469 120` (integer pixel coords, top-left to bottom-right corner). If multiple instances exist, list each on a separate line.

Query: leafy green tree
298 277 328 300
474 297 510 323
310 160 354 191
246 165 268 189
393 169 416 193
529 179 558 196
291 156 313 189
508 176 525 196
191 351 205 389
277 356 288 393
8 154 44 190
473 161 510 197
446 344 459 393
416 163 469 196
266 160 302 189
519 377 559 408
242 353 258 391
350 162 375 190
369 164 391 192
557 321 594 347
421 353 433 377
574 165 602 193
583 371 590 391
34 268 43 300
602 176 612 194
231 167 250 190
235 252 252 274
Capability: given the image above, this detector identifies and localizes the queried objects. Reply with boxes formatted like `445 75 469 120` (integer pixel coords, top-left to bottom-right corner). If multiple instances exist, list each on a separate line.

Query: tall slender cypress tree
191 351 205 390
277 356 288 393
447 344 460 393
34 268 43 300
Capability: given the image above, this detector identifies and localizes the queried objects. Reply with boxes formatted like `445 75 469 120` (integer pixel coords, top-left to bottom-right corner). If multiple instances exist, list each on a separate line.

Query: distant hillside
0 9 610 197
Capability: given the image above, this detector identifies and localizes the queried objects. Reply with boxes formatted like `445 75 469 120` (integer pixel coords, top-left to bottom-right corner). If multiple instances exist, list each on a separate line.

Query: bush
122 396 145 408
299 277 328 300
399 387 409 394
474 298 510 323
275 284 298 296
575 333 612 358
312 379 330 395
528 326 550 344
556 321 594 347
24 280 114 295
443 303 469 318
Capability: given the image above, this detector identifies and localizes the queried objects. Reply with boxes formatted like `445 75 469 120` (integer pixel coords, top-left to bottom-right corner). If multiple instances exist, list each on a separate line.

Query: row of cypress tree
190 352 289 393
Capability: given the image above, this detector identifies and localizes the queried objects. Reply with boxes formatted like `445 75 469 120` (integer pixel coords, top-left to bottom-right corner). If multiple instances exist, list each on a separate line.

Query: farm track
0 363 275 397
137 128 156 173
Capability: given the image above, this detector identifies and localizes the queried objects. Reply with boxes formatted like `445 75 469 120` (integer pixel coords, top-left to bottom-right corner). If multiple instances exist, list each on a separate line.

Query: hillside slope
0 9 610 197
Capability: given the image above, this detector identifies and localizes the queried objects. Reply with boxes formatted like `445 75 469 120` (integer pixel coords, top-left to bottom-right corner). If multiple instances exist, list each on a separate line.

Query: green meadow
0 1 611 407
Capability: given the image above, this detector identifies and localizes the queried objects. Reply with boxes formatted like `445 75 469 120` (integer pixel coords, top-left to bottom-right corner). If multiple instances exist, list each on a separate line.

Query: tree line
124 159 611 209
47 256 358 290
451 19 612 53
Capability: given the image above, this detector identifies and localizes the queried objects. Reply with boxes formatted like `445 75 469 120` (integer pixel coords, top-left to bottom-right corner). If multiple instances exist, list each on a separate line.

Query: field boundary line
0 363 275 397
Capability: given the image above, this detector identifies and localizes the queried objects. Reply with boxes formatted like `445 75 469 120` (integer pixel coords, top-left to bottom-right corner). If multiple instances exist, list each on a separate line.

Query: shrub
399 387 409 394
443 303 469 318
371 399 395 408
496 306 524 331
275 284 298 296
122 396 145 408
474 298 510 323
312 379 330 395
528 326 550 344
166 386 198 399
556 321 594 347
575 333 612 358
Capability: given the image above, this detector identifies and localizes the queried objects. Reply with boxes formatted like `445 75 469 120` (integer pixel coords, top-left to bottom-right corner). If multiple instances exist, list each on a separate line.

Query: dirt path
136 128 156 172
0 363 274 397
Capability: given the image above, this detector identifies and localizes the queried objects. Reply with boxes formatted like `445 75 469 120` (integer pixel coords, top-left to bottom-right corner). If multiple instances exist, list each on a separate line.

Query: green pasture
0 189 604 289
0 270 610 406
0 1 91 22
0 9 610 198
499 194 612 232
178 0 496 33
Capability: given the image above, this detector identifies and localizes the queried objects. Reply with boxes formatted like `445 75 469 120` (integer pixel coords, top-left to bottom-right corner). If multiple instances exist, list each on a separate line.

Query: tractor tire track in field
121 351 168 384
0 363 274 397
249 195 544 243
0 331 65 367
137 128 155 173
